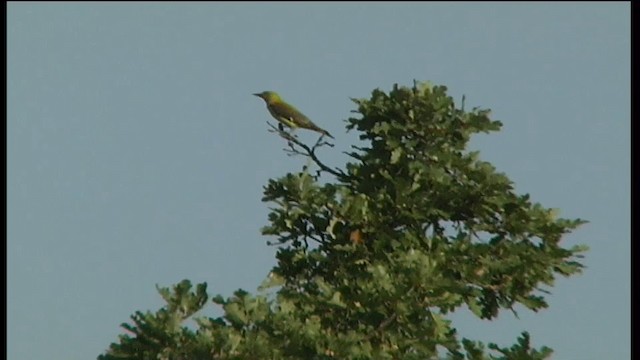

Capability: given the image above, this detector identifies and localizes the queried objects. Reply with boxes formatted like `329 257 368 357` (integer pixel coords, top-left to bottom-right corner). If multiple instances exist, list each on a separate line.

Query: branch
267 122 349 181
508 303 520 319
363 312 398 342
305 232 330 247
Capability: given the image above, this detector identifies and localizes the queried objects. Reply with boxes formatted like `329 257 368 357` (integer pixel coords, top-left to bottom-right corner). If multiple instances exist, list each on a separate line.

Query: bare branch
306 232 329 246
266 122 349 181
508 304 520 319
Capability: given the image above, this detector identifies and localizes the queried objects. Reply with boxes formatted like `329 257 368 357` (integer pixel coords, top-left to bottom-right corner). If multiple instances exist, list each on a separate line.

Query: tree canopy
99 81 587 360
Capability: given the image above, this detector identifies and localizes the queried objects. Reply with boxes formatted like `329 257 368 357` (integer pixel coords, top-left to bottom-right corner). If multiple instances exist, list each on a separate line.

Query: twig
363 313 398 341
266 122 349 181
305 232 329 246
508 304 520 319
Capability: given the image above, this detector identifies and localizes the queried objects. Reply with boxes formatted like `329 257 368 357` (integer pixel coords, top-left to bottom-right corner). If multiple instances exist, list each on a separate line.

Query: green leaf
329 291 347 308
258 272 285 291
390 148 403 164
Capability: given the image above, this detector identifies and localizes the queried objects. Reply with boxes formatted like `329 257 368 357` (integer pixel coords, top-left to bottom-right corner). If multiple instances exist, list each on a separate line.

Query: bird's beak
253 93 262 98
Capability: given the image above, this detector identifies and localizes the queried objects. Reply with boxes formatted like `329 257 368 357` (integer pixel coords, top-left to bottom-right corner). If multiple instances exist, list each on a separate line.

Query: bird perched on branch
253 91 334 139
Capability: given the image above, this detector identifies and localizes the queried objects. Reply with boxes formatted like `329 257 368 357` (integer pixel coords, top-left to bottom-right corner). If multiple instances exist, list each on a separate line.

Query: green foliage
98 280 210 360
99 81 587 359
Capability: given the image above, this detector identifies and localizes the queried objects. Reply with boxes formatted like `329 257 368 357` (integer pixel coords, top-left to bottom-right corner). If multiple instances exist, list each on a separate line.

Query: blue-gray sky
7 3 629 359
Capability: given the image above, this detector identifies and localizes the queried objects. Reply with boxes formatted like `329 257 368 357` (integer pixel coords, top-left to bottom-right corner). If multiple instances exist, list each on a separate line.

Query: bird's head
253 91 281 103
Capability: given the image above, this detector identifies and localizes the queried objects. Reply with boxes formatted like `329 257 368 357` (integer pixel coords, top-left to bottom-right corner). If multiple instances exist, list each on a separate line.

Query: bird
253 91 334 139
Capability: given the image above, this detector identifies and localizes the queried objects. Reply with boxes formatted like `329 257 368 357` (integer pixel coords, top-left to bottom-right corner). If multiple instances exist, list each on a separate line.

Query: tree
98 81 588 360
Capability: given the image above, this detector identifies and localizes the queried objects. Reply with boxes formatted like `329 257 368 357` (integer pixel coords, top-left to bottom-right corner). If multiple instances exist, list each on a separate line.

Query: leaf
390 148 403 164
467 298 484 318
258 272 285 291
350 229 364 244
329 291 347 308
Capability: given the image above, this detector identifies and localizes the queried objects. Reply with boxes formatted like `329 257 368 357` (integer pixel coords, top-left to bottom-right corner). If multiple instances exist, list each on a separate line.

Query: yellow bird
254 91 334 139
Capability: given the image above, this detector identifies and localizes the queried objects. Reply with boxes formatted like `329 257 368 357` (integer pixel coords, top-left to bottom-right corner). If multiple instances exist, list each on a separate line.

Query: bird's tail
304 123 334 139
309 125 334 139
321 129 335 139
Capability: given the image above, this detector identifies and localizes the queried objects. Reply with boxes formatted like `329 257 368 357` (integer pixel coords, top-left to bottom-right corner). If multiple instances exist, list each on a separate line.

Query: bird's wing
268 102 316 128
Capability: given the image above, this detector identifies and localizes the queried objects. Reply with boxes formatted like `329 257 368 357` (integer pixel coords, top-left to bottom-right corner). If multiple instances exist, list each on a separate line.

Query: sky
7 2 629 359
